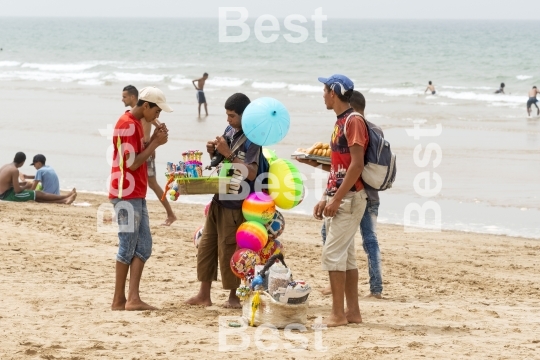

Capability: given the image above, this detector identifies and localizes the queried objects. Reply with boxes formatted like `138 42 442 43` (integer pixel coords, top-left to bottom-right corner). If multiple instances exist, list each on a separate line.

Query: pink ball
236 221 268 252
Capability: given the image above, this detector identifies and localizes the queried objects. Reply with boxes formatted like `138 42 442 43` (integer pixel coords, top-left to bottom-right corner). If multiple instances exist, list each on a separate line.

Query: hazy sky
0 0 538 19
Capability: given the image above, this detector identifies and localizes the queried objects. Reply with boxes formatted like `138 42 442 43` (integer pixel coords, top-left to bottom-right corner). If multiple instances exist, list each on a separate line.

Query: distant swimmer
495 83 505 94
527 86 539 117
425 81 436 95
192 72 209 117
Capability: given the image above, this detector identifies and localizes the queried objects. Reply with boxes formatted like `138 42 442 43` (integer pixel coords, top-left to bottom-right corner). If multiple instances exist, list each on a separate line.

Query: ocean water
1 18 539 238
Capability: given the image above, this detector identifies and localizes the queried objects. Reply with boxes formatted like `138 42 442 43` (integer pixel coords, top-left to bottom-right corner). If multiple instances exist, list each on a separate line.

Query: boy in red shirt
313 74 369 327
109 86 171 311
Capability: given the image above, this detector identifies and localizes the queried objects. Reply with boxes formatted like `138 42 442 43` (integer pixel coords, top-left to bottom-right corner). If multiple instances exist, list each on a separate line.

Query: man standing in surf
527 86 539 117
425 81 436 95
313 74 369 327
192 73 209 117
110 86 171 311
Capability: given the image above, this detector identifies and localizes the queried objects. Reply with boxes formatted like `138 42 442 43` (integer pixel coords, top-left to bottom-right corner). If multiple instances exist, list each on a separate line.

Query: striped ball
236 221 269 252
242 192 276 224
268 159 304 210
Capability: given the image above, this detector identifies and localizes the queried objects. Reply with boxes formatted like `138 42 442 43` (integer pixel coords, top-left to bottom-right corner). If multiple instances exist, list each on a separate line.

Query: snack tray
290 152 331 165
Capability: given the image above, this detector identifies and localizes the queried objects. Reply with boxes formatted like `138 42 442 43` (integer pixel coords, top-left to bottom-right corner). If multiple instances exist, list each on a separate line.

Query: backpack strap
230 134 248 154
343 111 365 140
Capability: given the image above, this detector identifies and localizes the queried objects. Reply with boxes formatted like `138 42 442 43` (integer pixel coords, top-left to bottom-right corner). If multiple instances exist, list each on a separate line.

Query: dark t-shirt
213 127 261 209
363 119 384 202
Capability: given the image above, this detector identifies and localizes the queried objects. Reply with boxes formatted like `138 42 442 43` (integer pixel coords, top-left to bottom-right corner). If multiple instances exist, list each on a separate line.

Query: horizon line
0 16 538 21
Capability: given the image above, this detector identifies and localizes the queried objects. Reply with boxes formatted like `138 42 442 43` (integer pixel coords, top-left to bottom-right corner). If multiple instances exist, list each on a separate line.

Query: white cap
139 86 173 113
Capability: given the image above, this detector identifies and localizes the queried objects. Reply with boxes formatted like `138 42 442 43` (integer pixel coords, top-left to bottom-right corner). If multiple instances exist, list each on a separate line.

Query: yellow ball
268 159 304 210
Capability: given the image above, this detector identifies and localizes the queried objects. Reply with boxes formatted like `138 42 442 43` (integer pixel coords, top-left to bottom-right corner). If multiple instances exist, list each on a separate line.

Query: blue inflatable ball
265 210 285 240
241 97 290 146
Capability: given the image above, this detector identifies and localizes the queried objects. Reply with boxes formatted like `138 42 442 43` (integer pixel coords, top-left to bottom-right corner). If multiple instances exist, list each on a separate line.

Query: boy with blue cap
313 74 369 327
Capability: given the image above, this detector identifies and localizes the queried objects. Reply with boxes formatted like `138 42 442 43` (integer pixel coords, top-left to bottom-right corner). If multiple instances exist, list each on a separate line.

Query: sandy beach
1 192 539 359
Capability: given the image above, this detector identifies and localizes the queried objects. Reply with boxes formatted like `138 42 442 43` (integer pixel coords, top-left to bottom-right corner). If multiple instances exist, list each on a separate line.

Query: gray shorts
111 198 152 264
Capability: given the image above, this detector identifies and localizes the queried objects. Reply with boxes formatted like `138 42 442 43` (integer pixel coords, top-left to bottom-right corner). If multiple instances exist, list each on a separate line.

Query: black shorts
527 97 538 108
197 90 206 104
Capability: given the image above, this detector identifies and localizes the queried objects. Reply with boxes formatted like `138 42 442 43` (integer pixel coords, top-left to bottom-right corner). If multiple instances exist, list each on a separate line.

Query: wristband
227 152 237 162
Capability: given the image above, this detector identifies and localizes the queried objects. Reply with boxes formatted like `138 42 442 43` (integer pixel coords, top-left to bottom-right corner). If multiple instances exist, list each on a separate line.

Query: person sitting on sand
527 86 539 117
186 93 261 309
312 74 369 327
0 152 76 204
110 86 171 311
122 85 177 226
19 154 60 195
495 83 505 94
192 73 209 117
425 81 436 95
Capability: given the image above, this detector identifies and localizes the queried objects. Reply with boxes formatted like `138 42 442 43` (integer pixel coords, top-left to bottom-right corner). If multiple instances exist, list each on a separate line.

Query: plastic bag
268 263 292 300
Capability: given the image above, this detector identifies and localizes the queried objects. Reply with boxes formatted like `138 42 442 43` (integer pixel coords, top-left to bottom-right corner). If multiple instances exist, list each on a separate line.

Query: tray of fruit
291 142 332 165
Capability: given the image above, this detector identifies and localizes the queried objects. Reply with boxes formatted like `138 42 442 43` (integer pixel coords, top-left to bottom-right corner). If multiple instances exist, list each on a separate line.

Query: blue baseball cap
317 74 354 95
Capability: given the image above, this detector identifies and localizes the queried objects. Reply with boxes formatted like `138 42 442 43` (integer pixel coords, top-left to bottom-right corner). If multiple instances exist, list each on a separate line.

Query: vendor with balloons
186 93 262 309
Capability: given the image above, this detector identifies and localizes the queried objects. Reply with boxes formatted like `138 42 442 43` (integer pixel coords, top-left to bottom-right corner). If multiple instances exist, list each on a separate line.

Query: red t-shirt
326 108 369 196
109 111 148 200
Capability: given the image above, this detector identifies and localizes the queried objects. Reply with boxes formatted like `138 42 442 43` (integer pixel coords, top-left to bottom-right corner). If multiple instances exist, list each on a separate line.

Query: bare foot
111 299 126 311
223 298 242 309
320 285 332 296
322 314 348 328
125 299 157 311
66 192 77 205
345 308 363 324
161 214 177 226
185 294 212 307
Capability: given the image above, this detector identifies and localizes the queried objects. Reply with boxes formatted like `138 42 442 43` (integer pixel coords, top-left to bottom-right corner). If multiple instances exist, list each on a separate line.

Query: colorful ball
236 221 268 252
242 192 276 224
170 190 176 196
258 239 283 264
265 210 285 240
193 225 204 248
268 159 304 210
230 248 261 280
241 97 290 146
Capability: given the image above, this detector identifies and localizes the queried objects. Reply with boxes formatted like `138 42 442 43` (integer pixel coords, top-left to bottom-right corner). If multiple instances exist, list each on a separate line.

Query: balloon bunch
241 98 304 210
230 191 286 282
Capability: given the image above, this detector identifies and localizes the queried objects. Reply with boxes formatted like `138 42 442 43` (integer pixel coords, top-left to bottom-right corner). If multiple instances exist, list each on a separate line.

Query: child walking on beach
110 86 171 311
